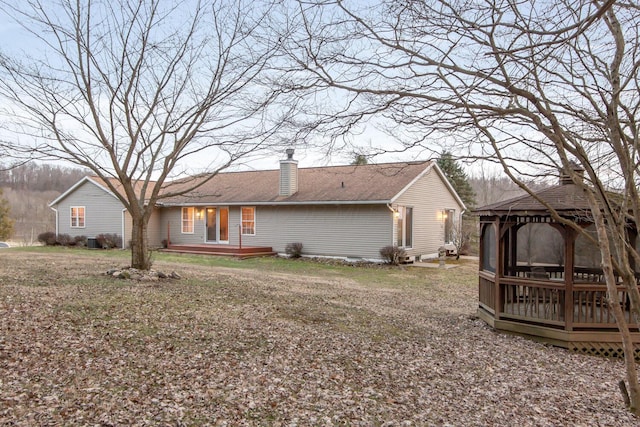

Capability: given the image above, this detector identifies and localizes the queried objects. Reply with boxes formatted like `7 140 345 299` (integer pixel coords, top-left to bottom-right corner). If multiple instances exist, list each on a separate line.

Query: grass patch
7 245 479 291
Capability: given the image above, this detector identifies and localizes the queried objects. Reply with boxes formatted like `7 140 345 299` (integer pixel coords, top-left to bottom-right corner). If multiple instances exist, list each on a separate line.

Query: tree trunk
130 213 151 270
591 202 640 414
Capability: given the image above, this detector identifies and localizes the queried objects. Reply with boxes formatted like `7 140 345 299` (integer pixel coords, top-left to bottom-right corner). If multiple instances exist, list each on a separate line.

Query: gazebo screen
481 223 496 273
505 222 565 280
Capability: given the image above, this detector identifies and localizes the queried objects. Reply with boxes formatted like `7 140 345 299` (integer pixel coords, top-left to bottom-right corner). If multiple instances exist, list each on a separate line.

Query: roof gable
48 176 119 207
390 162 467 210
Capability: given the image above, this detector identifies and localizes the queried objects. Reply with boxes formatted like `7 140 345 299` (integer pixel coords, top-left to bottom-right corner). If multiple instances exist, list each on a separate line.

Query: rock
106 267 177 281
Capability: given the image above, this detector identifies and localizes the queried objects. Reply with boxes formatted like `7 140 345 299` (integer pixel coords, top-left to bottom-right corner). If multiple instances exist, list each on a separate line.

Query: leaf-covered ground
0 250 637 426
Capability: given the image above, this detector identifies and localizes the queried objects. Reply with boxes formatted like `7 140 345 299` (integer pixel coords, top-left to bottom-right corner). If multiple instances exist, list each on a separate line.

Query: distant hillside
0 163 88 244
469 175 553 208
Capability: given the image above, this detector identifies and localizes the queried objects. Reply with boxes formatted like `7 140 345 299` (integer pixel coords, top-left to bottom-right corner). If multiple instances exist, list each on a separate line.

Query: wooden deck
160 244 276 259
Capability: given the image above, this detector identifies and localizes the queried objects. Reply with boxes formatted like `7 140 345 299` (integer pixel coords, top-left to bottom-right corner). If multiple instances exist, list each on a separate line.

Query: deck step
159 246 276 259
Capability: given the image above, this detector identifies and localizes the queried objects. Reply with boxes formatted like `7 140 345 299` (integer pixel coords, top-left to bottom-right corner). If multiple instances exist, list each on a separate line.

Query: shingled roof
158 161 439 206
474 183 591 216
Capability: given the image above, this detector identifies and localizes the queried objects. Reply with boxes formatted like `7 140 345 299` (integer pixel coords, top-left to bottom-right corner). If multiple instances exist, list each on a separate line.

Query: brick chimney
559 161 585 185
279 148 298 196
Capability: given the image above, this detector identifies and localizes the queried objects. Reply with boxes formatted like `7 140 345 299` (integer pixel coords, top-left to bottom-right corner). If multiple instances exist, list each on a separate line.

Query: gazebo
475 168 640 358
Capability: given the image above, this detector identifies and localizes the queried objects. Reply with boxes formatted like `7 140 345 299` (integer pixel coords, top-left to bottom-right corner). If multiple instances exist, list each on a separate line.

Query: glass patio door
219 207 229 242
206 207 229 243
206 208 217 242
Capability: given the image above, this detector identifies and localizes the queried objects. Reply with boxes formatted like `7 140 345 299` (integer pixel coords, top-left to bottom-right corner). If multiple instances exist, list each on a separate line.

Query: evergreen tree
351 154 368 165
0 188 14 240
437 151 476 210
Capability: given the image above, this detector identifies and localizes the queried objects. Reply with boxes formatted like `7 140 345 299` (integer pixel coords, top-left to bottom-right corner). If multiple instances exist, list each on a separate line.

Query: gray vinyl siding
241 205 392 259
394 168 464 258
162 204 392 259
119 209 164 248
123 211 132 248
146 209 163 247
159 207 208 245
52 181 125 241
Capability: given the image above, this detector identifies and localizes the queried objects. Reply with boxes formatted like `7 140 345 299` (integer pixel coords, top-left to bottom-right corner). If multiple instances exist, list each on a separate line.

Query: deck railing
505 265 624 284
503 281 564 325
478 273 495 313
479 269 638 330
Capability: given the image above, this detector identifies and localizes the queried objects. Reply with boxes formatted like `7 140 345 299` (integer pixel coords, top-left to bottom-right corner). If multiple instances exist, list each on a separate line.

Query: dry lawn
0 249 637 426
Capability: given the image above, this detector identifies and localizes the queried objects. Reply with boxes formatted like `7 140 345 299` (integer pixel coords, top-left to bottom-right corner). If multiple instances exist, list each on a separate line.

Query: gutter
122 209 127 249
157 199 394 208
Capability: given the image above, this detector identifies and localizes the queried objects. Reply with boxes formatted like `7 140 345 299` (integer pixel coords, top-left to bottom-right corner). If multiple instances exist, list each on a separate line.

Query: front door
206 207 229 243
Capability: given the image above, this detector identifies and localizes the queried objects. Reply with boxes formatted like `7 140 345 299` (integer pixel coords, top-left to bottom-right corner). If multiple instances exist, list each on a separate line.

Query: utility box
87 238 99 249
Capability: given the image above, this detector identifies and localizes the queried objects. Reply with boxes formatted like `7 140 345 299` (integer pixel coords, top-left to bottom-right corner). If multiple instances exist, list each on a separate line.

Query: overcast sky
0 1 490 178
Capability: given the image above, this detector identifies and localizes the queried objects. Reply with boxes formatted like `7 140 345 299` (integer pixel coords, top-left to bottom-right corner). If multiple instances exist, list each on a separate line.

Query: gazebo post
564 227 576 331
509 224 518 278
495 218 505 320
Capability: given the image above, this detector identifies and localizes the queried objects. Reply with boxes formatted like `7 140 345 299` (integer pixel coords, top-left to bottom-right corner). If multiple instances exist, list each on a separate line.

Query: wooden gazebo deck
160 244 276 259
478 268 640 359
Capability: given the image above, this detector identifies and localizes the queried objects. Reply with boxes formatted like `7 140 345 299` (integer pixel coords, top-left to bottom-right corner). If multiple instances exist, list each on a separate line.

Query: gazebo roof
474 183 590 216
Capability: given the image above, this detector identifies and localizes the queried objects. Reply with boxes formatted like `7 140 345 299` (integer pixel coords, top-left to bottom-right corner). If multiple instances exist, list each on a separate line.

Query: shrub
379 245 407 265
74 235 87 247
96 233 122 249
56 233 73 246
37 231 57 246
285 242 304 258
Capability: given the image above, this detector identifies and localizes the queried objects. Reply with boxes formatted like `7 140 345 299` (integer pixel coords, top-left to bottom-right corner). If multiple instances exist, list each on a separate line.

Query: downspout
122 209 127 249
458 209 466 248
387 203 396 245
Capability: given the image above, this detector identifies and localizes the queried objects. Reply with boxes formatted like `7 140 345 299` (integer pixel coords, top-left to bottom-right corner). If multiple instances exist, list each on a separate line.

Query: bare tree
0 0 290 269
448 216 471 260
281 0 640 413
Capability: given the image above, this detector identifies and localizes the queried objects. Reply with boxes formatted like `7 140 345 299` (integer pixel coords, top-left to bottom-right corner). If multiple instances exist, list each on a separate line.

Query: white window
182 207 194 233
443 209 456 243
241 207 255 235
396 206 413 248
70 206 85 228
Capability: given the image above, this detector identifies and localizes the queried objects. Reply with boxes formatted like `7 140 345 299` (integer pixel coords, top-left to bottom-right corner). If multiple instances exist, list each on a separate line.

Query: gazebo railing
501 278 565 326
478 273 495 314
479 271 638 330
572 285 634 326
506 265 564 280
506 265 626 284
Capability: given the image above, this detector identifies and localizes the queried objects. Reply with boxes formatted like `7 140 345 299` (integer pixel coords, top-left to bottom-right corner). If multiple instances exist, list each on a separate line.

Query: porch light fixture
196 208 203 220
